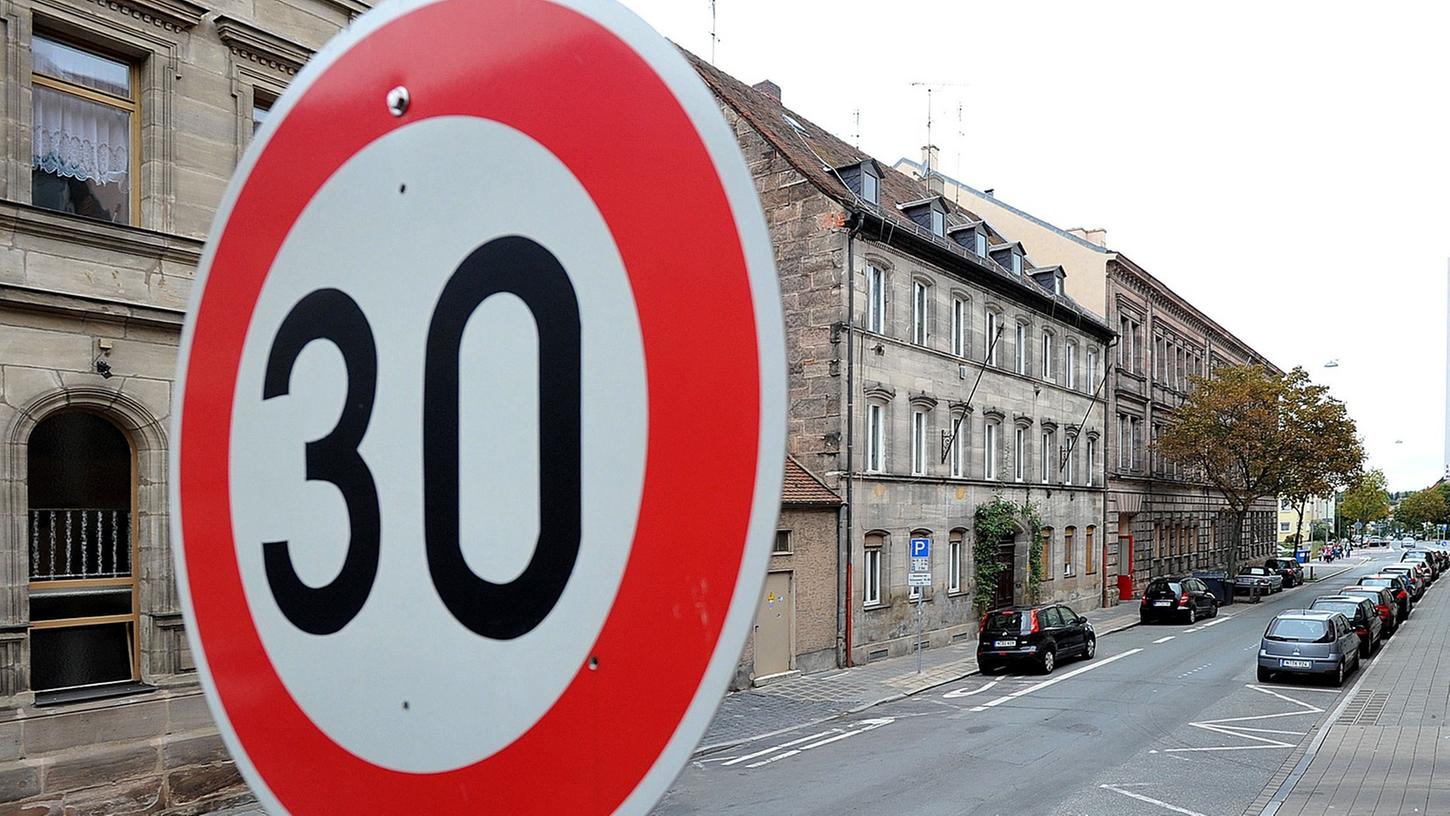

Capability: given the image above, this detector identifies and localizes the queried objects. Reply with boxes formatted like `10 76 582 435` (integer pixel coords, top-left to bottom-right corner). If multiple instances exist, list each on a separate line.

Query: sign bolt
386 85 410 117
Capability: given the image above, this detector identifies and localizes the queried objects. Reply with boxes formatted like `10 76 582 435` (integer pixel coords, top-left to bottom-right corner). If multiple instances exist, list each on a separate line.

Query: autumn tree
1340 469 1391 541
1157 365 1362 576
1395 487 1447 535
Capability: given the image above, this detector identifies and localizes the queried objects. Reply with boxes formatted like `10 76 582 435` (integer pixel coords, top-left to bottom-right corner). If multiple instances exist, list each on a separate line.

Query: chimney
752 79 781 101
921 144 943 194
1068 227 1108 247
983 188 995 198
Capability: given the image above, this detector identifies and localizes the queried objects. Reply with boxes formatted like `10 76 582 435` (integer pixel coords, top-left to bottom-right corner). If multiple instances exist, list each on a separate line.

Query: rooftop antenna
909 81 969 183
955 101 964 177
852 107 861 148
709 0 718 64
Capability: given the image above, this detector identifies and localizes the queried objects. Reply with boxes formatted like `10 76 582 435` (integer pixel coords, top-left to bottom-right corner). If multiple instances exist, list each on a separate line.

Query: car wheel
1084 637 1096 660
1187 607 1197 625
1040 648 1056 675
1211 603 1220 618
1333 661 1345 686
1257 666 1272 683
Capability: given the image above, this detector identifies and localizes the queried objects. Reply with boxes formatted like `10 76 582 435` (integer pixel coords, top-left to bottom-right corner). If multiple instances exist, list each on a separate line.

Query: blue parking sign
910 537 931 558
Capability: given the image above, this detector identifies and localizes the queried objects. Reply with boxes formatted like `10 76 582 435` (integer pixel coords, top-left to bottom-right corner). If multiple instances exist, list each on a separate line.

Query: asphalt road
654 550 1414 816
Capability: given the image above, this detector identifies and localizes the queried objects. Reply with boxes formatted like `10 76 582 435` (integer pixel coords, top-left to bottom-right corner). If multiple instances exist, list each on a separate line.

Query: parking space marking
1153 636 1176 644
740 718 894 769
1163 684 1324 753
722 730 836 766
1100 784 1209 816
942 680 998 699
966 649 1143 712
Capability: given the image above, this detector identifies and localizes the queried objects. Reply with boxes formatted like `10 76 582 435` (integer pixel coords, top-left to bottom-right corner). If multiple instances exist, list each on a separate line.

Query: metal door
754 571 793 677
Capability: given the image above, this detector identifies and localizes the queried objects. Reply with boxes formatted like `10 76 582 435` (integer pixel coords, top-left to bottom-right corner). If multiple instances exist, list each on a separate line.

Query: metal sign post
908 537 931 673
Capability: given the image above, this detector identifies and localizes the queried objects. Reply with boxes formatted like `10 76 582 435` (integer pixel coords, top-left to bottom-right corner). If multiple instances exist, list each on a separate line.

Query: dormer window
898 197 949 237
862 171 878 205
1054 276 1063 295
975 231 987 256
837 160 881 206
931 209 945 237
1011 254 1022 276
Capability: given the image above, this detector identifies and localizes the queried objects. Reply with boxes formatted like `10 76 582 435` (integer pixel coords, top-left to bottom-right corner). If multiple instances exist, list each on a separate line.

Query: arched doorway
26 410 138 695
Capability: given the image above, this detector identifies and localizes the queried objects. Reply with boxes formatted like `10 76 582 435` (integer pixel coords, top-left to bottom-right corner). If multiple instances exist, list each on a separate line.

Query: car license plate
1280 659 1312 669
1153 601 1172 606
993 640 1016 648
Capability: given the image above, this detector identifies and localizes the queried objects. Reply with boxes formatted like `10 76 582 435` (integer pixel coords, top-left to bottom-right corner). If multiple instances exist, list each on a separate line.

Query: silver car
1258 610 1361 685
1235 566 1284 595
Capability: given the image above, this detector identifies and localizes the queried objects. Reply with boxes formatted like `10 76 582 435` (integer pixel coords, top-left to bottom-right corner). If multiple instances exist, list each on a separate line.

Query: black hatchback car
978 604 1096 675
1265 557 1305 588
1140 576 1219 624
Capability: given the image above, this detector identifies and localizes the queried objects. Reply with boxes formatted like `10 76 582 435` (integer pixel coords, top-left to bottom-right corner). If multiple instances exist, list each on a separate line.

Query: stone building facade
898 161 1281 596
0 0 358 810
694 58 1114 665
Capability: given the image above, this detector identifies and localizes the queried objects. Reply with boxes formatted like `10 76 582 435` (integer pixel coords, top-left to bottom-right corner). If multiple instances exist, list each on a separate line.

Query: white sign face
911 556 930 573
908 573 933 588
170 0 784 812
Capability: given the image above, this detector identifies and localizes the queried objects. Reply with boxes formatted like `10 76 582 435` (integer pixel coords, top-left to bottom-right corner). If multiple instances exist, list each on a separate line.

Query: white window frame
1041 430 1054 483
1015 322 1028 374
911 409 927 476
1066 342 1078 390
949 537 962 592
1086 349 1098 392
985 420 1000 480
866 402 885 473
951 297 966 357
1064 438 1076 485
1011 253 1023 276
985 310 1000 367
974 231 987 256
1042 331 1055 382
1117 415 1128 470
866 265 885 333
862 171 878 205
931 209 945 237
912 280 928 345
1014 426 1026 482
864 547 882 606
1086 437 1097 486
949 414 966 478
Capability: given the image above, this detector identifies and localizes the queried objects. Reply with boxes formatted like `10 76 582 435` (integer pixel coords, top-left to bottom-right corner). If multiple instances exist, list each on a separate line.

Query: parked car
1310 596 1383 658
1337 585 1400 637
1235 566 1285 595
1359 574 1414 622
1257 610 1361 685
978 604 1096 675
1401 551 1439 582
1140 576 1220 624
1265 557 1305 588
1381 564 1427 600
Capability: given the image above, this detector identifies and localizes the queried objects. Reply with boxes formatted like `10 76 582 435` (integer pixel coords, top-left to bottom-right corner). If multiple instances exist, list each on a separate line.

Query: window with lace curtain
30 35 136 225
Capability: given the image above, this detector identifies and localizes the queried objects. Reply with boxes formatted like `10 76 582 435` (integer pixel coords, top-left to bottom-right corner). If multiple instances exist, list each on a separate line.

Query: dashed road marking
1200 615 1234 628
1100 784 1209 816
741 718 894 768
966 649 1143 712
722 730 835 767
1153 636 1176 644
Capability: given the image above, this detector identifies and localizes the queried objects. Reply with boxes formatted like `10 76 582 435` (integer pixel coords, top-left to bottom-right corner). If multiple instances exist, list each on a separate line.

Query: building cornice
84 0 206 31
215 15 313 75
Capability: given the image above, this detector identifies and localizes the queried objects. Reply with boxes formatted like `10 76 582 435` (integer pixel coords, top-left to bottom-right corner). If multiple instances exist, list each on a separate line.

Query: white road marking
1101 784 1209 816
722 730 835 766
966 649 1143 712
742 718 894 768
1164 684 1325 752
1200 615 1234 628
1153 636 1176 644
943 680 998 699
1183 628 1202 633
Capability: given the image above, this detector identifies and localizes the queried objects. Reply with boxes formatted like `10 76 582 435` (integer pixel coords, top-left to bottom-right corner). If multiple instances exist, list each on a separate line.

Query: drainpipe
840 209 864 668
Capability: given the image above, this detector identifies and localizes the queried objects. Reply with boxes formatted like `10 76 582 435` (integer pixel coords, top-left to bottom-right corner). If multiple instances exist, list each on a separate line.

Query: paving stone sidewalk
694 599 1144 754
1247 557 1450 816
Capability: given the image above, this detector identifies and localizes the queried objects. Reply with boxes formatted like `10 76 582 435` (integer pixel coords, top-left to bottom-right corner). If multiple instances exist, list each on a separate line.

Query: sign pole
915 593 923 673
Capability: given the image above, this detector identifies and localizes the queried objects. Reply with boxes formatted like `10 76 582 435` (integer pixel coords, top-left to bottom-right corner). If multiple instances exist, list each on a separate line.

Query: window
985 419 1000 480
1280 497 1292 511
1117 415 1128 470
912 280 928 344
951 297 967 356
948 530 964 592
911 409 928 476
862 171 878 205
1064 527 1076 577
949 413 966 477
773 530 791 554
1086 525 1097 573
1064 437 1076 485
1041 430 1054 483
1279 521 1292 532
1086 437 1097 486
1014 426 1026 482
1011 253 1023 276
866 403 885 473
930 209 945 237
1087 349 1099 391
975 231 987 256
1132 418 1143 470
866 266 885 333
1042 331 1055 381
31 35 136 225
1132 322 1143 373
985 310 1000 367
1119 318 1129 366
863 542 882 606
1039 528 1054 580
1066 342 1078 390
1015 322 1028 374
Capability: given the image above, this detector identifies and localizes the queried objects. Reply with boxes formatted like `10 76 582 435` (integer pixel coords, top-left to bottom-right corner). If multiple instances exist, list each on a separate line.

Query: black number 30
261 236 582 640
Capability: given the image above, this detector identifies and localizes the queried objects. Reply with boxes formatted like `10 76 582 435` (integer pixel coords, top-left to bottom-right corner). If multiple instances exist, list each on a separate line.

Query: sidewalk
1246 560 1450 815
694 599 1143 755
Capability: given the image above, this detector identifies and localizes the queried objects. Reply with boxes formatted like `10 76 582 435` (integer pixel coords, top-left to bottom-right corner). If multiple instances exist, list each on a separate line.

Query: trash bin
1192 570 1233 606
1295 550 1310 564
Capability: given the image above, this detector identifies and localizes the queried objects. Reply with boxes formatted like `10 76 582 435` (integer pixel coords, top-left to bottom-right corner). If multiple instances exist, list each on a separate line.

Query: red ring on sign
177 1 761 811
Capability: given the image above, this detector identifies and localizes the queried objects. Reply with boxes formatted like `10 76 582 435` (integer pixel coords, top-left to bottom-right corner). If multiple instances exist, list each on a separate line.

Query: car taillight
1179 593 1190 606
1398 590 1407 599
1140 596 1148 606
1029 609 1041 633
1378 604 1390 616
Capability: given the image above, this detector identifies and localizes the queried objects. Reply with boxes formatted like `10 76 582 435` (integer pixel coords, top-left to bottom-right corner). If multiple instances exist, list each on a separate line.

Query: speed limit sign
169 0 784 811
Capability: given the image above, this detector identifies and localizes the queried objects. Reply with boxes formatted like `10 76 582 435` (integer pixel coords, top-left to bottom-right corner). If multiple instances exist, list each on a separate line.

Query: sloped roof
685 50 1111 338
782 455 842 507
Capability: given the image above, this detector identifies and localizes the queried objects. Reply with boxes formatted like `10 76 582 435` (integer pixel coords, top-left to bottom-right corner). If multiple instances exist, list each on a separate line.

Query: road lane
655 551 1411 816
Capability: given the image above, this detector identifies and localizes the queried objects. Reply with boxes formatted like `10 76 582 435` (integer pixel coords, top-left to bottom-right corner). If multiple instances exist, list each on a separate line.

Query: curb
691 614 1142 758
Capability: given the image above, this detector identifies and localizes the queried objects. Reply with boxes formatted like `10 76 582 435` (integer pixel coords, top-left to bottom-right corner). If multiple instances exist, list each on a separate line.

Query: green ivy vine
972 496 1044 613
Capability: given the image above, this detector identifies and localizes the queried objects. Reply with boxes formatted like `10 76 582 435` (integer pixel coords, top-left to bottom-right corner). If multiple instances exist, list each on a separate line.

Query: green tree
1157 365 1361 576
1395 487 1446 534
1341 469 1391 540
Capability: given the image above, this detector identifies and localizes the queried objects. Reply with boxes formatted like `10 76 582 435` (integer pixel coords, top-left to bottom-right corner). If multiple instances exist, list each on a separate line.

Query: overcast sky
617 0 1450 492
